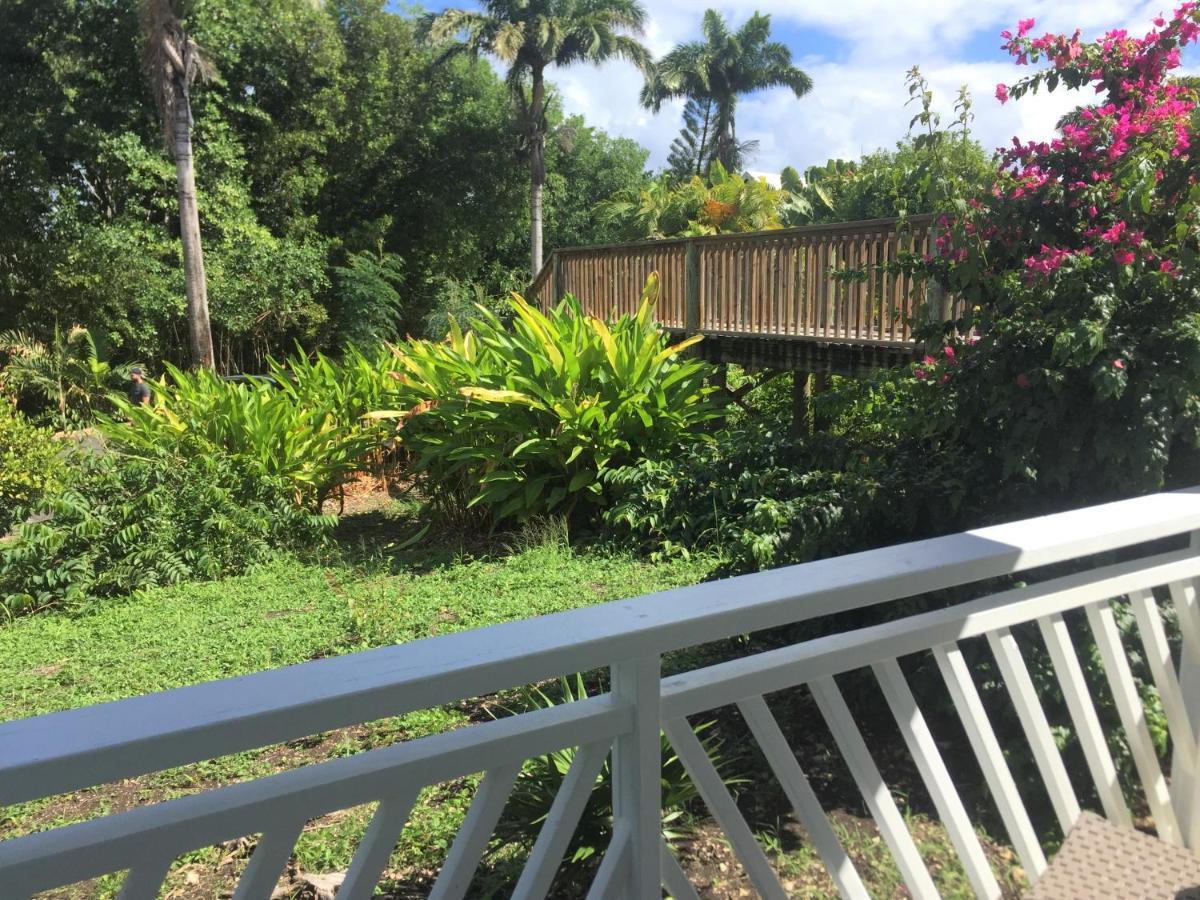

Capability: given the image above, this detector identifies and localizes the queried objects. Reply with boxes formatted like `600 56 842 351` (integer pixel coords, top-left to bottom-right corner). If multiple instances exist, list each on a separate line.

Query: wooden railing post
552 252 563 304
611 655 663 897
685 240 700 332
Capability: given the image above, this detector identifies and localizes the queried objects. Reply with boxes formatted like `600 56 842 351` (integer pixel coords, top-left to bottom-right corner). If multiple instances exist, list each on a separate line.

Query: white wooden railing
4 490 1200 898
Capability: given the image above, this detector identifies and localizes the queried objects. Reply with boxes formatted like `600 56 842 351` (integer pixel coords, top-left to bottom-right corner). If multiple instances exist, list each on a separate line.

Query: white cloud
535 1 1185 173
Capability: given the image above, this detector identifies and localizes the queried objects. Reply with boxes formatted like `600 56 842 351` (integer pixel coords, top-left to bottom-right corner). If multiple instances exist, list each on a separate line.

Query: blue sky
411 1 1188 175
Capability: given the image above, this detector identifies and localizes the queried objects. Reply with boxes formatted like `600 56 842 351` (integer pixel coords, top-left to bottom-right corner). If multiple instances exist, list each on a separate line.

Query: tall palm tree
642 9 812 175
143 0 215 370
427 0 652 277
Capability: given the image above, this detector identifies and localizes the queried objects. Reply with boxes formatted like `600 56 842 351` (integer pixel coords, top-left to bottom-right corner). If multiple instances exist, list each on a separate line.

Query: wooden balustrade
531 215 937 346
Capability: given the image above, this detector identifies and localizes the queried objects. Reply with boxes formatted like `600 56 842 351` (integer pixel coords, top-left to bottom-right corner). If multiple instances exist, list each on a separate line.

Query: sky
416 1 1188 176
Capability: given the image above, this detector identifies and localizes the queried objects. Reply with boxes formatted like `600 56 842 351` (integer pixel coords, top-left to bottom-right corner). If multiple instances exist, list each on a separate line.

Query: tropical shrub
0 403 65 534
381 276 718 526
0 324 135 427
600 162 783 240
102 350 392 510
0 453 333 615
906 6 1200 516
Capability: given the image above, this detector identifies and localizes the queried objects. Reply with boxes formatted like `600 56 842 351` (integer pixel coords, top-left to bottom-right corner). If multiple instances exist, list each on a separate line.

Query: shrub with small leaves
0 402 64 535
0 453 334 616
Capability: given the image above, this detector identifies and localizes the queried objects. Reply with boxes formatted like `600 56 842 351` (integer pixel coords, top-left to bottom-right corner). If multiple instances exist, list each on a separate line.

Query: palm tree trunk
714 96 737 173
172 77 214 370
529 64 546 277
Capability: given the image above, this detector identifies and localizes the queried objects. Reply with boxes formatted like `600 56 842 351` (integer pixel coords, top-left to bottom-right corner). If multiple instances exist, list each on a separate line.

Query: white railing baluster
1037 612 1132 826
585 819 630 900
1168 577 1200 845
429 765 520 900
116 857 174 900
986 627 1081 834
809 676 940 900
338 789 421 900
660 839 702 900
663 715 788 900
1129 589 1196 771
611 655 663 898
737 694 870 900
1084 600 1182 845
511 739 612 900
231 818 307 900
932 643 1047 880
873 658 1002 899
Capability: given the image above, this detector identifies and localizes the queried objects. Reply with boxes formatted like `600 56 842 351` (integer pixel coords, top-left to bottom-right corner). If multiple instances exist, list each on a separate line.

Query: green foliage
0 325 135 427
0 454 333 615
101 352 392 510
0 404 65 535
667 96 719 182
0 1 647 367
780 71 995 227
601 161 783 240
493 674 735 869
383 276 718 526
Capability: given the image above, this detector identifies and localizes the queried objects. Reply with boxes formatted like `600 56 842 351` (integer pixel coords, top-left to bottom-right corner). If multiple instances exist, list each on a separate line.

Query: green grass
0 540 716 722
0 528 721 898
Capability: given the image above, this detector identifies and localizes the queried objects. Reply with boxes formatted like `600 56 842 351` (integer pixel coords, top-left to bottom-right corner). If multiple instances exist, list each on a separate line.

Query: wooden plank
585 819 630 900
1037 612 1133 826
339 790 421 900
429 766 520 900
511 739 613 899
737 695 870 900
231 818 307 900
873 658 1002 899
809 677 939 899
664 717 787 899
660 840 702 900
1129 589 1196 772
932 643 1048 879
1084 600 1182 845
985 628 1082 834
611 656 662 898
117 858 174 900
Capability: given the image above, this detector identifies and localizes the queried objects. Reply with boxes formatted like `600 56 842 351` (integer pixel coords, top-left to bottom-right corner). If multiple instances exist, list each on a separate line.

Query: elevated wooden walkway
531 215 945 374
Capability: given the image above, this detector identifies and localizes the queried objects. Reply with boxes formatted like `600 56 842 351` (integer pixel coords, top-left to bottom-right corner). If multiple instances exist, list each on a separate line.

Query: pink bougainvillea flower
995 83 1010 104
923 354 936 365
1113 358 1126 370
1114 248 1137 265
1016 373 1031 389
1161 259 1178 276
943 346 956 360
914 368 928 380
1018 18 1036 37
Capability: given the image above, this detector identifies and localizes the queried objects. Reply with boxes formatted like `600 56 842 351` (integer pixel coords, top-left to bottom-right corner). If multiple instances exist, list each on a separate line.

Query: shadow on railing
3 490 1200 897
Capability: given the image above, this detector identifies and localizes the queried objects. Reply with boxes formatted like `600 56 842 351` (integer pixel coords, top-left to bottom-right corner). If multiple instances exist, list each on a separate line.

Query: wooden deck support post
792 371 813 436
685 240 701 333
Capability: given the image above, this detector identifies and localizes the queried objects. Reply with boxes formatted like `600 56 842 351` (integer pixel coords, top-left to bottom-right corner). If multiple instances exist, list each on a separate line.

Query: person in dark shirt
128 367 152 406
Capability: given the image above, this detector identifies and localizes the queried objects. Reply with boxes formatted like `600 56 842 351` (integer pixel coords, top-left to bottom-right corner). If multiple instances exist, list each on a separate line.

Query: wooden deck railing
530 215 940 346
6 490 1200 897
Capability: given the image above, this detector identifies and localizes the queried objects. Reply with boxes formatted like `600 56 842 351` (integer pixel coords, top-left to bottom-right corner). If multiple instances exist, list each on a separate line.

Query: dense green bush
0 403 65 534
0 454 333 615
383 276 718 525
102 350 394 510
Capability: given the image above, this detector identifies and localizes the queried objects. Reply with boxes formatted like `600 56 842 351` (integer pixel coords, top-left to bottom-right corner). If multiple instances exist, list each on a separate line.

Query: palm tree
0 325 135 427
143 0 215 370
426 0 652 277
642 9 812 175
